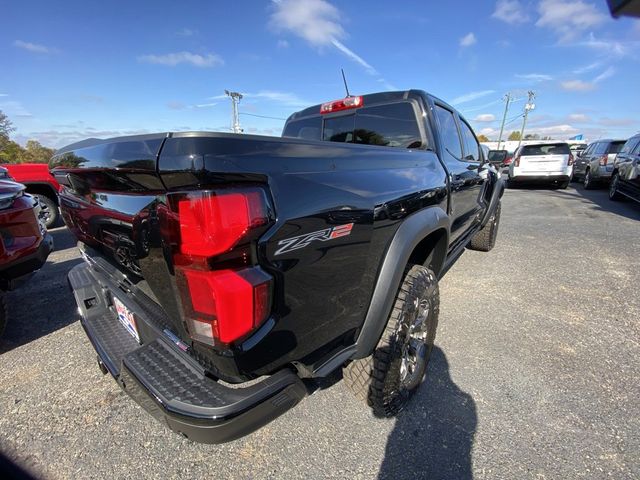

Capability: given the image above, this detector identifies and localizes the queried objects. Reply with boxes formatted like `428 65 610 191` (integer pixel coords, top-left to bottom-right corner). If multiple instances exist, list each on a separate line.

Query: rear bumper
68 261 307 444
509 173 570 183
0 232 53 290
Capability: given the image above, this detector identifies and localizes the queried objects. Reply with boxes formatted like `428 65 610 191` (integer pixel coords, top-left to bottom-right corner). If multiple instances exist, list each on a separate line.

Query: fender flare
352 206 450 359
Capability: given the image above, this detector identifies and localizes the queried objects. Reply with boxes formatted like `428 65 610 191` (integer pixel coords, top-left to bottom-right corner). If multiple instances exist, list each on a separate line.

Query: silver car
572 139 626 189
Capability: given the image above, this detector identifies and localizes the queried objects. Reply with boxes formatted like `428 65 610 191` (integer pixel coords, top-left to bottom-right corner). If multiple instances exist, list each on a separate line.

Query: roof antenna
341 68 351 97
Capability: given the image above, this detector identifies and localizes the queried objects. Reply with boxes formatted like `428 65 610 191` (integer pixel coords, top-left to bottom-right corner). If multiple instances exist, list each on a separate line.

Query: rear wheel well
407 229 448 278
24 184 58 205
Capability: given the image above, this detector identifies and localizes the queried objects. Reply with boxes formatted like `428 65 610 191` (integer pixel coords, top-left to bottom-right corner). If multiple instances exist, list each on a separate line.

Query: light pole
225 90 243 134
517 91 536 150
496 93 512 150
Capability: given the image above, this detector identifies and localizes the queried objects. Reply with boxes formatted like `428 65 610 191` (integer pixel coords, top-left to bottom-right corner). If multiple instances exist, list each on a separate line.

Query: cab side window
593 142 606 155
434 105 462 160
459 119 480 162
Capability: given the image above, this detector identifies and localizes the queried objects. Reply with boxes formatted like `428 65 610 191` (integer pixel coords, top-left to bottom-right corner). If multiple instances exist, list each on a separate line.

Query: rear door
519 143 570 173
432 103 484 246
615 137 640 194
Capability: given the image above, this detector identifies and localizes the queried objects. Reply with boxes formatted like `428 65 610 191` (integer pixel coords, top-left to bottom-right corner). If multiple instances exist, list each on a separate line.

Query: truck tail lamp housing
598 155 608 166
568 153 575 166
166 187 275 346
320 96 364 114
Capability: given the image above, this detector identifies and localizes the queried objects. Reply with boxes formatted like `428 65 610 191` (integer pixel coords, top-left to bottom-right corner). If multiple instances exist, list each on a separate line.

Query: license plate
113 297 140 343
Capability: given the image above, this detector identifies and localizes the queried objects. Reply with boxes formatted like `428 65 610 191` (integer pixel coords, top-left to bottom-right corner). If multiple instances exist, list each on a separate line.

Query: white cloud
245 90 313 108
492 0 530 24
568 113 590 122
138 51 223 67
560 80 595 92
0 94 8 97
451 90 496 105
536 0 608 42
176 28 196 37
331 39 377 75
194 102 218 108
0 100 32 117
481 127 497 136
515 73 553 82
560 66 615 92
13 40 57 54
573 61 602 74
593 66 615 83
474 114 496 122
574 33 632 58
269 0 393 86
459 32 477 47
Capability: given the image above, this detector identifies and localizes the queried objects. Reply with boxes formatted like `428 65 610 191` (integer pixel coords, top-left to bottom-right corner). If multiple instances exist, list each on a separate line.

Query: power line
239 112 287 121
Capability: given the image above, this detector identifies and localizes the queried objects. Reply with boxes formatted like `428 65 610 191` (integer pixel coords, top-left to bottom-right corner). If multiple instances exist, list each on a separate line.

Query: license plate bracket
113 296 140 343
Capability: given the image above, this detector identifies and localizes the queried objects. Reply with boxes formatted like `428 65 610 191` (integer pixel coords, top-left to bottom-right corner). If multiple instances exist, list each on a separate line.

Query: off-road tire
468 202 501 252
0 294 7 339
343 265 439 417
32 194 58 229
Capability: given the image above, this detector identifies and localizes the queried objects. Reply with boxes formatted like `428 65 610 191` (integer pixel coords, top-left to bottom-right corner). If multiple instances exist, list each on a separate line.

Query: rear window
282 116 322 140
283 102 423 149
607 141 625 154
521 143 570 156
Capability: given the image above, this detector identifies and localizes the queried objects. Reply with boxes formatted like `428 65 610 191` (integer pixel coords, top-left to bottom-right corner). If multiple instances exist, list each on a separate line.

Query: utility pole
225 90 243 134
496 92 512 150
517 91 536 150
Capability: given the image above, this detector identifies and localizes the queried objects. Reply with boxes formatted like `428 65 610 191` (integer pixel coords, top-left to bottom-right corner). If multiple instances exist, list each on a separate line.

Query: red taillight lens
504 156 513 165
179 267 272 345
320 96 364 114
167 187 274 346
514 155 521 167
568 153 575 166
177 190 269 257
599 155 607 166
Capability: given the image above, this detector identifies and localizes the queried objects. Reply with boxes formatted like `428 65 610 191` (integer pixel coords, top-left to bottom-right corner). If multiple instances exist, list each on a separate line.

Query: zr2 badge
275 223 354 256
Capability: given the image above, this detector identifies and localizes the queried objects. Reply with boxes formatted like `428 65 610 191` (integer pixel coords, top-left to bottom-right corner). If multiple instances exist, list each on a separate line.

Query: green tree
0 140 25 164
0 110 14 142
507 131 521 141
477 134 489 142
22 140 55 164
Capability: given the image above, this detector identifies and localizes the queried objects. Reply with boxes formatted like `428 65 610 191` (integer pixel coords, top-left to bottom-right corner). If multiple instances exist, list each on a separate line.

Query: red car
1 163 62 228
0 168 54 336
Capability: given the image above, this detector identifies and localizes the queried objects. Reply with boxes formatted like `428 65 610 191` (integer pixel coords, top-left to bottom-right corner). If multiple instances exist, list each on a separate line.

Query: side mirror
488 150 508 166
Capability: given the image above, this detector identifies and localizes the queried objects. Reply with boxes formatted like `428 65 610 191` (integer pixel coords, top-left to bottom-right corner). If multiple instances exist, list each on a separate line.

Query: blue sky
2 0 639 148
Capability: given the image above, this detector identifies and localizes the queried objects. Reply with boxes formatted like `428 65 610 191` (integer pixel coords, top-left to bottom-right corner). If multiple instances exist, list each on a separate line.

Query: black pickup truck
52 90 504 443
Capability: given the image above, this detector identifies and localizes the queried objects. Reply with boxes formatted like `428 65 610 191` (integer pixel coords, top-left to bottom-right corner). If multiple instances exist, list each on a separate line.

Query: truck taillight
320 96 363 114
166 187 274 346
514 155 521 167
599 155 608 166
568 153 574 166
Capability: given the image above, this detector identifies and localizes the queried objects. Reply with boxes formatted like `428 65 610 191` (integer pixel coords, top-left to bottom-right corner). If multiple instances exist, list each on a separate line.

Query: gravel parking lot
1 184 639 479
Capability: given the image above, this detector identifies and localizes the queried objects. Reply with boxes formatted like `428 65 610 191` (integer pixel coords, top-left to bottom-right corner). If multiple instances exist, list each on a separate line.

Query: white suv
508 142 573 189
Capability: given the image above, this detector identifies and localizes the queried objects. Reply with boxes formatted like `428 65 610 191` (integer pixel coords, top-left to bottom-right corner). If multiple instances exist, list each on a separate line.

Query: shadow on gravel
0 257 82 354
569 183 640 221
378 347 476 480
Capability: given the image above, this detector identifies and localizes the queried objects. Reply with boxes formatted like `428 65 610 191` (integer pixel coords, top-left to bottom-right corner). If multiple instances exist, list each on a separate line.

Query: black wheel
468 202 501 252
32 194 58 229
609 172 623 201
583 170 594 190
557 180 569 189
0 294 7 339
343 265 439 417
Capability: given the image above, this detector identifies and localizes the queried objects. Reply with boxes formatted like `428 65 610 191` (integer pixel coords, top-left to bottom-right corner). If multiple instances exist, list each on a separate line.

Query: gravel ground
0 184 639 479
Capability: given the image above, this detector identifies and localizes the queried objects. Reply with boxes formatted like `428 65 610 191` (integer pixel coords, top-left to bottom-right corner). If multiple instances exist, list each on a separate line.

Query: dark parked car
53 90 504 444
609 133 640 203
0 172 54 336
572 139 626 189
